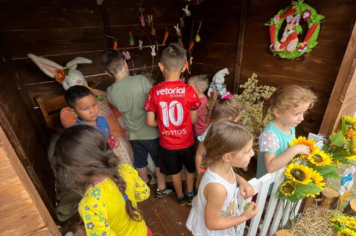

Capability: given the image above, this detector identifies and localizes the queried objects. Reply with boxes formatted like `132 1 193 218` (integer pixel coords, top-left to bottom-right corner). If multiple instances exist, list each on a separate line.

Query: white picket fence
237 168 302 236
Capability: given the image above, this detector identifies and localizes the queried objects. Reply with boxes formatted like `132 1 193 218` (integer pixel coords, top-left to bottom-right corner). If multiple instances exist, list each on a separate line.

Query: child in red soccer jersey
144 43 200 206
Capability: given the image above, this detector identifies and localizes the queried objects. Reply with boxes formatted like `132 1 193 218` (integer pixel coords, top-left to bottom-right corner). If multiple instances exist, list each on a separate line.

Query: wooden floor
139 184 193 236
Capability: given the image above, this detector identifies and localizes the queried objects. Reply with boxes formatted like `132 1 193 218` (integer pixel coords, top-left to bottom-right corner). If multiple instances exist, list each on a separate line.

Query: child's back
79 163 149 236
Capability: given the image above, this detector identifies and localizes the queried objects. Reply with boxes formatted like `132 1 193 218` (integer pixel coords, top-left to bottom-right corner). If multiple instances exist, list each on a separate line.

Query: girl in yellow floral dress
49 125 152 236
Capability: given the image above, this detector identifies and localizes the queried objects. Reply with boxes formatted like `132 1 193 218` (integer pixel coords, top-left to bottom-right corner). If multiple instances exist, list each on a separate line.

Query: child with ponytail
49 125 152 236
187 119 258 236
257 85 317 178
195 93 245 179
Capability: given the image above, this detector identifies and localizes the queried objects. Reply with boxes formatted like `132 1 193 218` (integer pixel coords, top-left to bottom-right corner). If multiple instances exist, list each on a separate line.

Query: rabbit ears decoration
28 54 92 90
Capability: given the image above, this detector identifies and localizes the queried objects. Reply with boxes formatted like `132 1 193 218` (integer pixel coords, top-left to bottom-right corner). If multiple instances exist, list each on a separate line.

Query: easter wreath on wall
266 0 325 59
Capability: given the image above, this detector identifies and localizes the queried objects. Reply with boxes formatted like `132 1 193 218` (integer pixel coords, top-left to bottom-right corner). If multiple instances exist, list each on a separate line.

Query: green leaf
340 117 348 136
339 159 351 164
285 189 304 202
313 165 336 175
295 25 303 34
332 148 350 160
323 170 340 179
329 131 344 147
333 224 341 231
298 182 322 195
275 191 283 199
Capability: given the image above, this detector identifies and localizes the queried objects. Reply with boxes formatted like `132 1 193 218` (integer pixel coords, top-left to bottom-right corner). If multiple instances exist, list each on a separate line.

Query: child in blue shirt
65 85 110 139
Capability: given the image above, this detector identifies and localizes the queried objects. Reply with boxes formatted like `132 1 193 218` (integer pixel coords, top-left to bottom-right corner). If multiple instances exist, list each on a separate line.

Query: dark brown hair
48 125 142 221
101 50 124 76
202 119 253 168
205 93 245 123
160 43 186 72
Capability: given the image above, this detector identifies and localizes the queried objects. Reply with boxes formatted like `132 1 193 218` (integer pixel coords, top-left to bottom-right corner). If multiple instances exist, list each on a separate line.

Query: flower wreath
266 0 325 59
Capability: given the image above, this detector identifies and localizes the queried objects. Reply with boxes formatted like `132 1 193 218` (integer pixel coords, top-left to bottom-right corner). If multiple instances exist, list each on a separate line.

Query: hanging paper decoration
178 38 184 47
182 5 191 17
185 60 191 74
151 27 156 36
174 24 181 36
139 8 145 27
190 57 193 65
139 40 143 51
150 46 156 57
129 32 135 46
163 29 169 45
131 60 137 76
122 51 131 60
266 0 324 59
180 17 184 28
189 41 195 51
113 40 118 49
195 21 202 43
155 41 159 52
147 15 156 36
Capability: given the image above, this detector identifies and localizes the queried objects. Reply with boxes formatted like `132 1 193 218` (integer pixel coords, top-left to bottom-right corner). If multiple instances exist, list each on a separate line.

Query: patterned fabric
256 121 295 178
78 164 150 236
144 80 200 150
60 89 133 165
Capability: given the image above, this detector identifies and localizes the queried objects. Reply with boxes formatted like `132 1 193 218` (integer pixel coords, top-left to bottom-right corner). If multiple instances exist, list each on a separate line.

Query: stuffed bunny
28 53 92 90
207 68 229 97
274 14 301 53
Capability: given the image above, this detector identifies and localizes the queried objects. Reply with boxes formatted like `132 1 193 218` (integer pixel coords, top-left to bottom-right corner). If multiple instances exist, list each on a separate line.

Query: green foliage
329 131 345 147
237 73 276 140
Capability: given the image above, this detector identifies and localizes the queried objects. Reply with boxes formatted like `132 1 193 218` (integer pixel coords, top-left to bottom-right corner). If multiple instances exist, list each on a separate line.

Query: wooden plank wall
190 0 241 90
0 126 60 235
240 0 356 136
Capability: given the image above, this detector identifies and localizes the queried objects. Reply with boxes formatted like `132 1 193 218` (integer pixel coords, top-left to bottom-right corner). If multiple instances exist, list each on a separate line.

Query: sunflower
290 136 318 156
307 150 333 167
338 228 356 236
347 220 356 230
348 130 356 138
346 155 356 161
285 163 313 185
351 137 356 155
334 159 340 166
344 116 356 126
310 170 325 190
280 181 296 196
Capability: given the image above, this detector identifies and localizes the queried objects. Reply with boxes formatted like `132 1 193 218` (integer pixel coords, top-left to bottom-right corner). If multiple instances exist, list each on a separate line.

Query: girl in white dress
186 119 258 236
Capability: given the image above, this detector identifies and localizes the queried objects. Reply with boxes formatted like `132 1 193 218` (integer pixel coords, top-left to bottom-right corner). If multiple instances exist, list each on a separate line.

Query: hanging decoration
185 60 191 74
163 29 169 45
139 40 143 51
129 32 135 46
139 8 146 27
266 0 324 59
195 21 202 43
182 5 191 17
189 41 195 51
122 51 131 60
150 45 156 57
147 15 156 36
192 0 204 6
174 24 181 36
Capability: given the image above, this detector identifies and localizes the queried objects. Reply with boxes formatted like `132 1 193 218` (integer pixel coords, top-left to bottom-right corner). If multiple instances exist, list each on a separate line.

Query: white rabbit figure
28 54 92 90
207 68 229 97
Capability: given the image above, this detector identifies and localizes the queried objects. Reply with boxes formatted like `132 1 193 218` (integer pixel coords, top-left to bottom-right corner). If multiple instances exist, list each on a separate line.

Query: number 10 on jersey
159 101 183 127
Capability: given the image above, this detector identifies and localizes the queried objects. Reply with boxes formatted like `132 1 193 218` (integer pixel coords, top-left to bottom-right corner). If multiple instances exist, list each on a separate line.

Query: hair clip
123 194 128 201
221 92 232 99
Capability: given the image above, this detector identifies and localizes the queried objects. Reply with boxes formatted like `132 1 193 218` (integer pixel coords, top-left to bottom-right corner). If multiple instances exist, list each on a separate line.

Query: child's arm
234 173 254 199
146 111 158 127
190 109 198 124
204 183 258 230
195 141 206 174
264 144 310 173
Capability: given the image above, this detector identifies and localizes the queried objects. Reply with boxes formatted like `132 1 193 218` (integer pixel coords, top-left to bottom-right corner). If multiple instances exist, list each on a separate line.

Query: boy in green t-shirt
103 50 174 198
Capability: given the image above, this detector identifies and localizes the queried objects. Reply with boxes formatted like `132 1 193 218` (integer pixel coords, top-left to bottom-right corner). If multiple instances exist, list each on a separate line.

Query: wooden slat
319 23 356 135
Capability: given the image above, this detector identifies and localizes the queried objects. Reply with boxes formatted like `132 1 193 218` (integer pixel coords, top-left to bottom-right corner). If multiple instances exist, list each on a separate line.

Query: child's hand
242 202 258 220
291 144 310 156
239 182 255 199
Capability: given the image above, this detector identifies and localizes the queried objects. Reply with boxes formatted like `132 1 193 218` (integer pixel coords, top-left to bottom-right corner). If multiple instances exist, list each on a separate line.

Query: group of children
48 42 317 236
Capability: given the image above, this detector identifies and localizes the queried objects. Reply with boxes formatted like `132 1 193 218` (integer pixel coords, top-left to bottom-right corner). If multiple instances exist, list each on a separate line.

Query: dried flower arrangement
237 73 276 140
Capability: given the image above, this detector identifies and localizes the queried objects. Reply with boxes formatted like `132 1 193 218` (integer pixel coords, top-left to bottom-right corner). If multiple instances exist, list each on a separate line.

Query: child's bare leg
155 167 166 190
136 167 149 183
171 173 183 197
74 225 86 236
185 170 195 193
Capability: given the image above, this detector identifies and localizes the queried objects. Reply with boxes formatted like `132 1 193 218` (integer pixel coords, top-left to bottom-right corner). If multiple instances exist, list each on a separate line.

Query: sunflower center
313 154 323 163
282 183 295 193
291 169 306 181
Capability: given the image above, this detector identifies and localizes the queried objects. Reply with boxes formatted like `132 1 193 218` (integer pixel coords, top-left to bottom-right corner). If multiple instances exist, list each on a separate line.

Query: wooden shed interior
1 0 356 235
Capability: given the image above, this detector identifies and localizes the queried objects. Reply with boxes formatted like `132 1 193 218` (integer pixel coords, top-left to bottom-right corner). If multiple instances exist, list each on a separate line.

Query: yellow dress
78 164 150 236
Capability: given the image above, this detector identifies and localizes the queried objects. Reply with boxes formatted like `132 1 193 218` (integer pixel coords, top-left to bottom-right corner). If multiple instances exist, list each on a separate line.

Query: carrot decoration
151 26 156 36
189 41 195 51
279 32 298 49
185 60 191 74
303 23 318 43
269 25 276 44
163 31 169 44
113 40 118 49
280 7 296 19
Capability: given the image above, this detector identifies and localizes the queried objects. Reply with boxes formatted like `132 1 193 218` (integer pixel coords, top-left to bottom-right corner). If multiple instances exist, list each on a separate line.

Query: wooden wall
239 0 356 136
0 0 181 222
0 125 59 235
190 0 242 90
